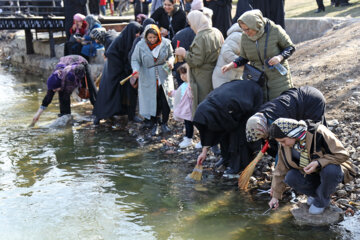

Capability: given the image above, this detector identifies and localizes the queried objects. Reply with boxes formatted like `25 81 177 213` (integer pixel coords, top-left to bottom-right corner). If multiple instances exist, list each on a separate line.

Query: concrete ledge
285 17 360 44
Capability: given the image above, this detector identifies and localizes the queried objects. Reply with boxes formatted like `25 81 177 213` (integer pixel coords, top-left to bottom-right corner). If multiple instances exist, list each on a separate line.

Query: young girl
168 64 194 148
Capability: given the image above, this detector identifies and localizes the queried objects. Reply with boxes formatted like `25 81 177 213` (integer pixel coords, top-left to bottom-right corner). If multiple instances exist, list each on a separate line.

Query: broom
238 140 270 190
120 71 138 85
174 40 180 64
189 163 203 181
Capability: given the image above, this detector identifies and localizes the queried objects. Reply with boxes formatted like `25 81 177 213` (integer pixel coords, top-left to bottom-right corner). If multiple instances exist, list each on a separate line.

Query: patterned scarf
271 118 310 168
246 112 269 142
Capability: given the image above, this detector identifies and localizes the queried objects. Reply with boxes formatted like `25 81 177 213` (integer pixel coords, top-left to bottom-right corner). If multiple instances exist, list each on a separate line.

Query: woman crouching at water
32 55 97 125
268 118 356 215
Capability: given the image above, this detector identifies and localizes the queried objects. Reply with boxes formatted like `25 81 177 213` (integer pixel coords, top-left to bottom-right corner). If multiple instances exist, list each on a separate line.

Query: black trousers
316 0 325 10
184 120 193 138
84 64 97 106
151 85 170 124
58 90 71 115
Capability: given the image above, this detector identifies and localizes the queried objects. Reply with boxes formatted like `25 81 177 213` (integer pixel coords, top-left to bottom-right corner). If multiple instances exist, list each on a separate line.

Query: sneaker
161 123 171 133
179 137 193 148
307 196 315 206
309 204 325 215
224 167 238 175
195 141 202 149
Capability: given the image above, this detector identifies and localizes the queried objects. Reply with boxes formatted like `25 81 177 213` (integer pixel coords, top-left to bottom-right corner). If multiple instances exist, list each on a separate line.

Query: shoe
195 141 202 149
215 157 225 168
93 117 100 125
314 8 325 13
151 124 158 136
224 167 238 174
179 137 193 148
161 123 171 133
340 3 351 6
309 204 325 215
142 119 153 129
307 196 315 206
132 116 143 123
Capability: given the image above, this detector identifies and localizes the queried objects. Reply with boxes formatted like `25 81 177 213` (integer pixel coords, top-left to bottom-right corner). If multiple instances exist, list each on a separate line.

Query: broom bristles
189 164 203 181
238 152 264 190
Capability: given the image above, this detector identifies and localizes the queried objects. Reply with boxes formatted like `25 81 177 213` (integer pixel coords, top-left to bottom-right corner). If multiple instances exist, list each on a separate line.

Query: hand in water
268 197 279 210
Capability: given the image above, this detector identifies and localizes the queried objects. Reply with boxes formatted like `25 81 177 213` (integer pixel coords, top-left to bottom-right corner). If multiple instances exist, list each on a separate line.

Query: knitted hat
47 71 61 90
73 13 85 22
269 118 307 139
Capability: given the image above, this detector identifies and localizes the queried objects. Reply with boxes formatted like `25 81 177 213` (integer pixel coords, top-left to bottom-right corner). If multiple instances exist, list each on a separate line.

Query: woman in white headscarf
175 10 224 116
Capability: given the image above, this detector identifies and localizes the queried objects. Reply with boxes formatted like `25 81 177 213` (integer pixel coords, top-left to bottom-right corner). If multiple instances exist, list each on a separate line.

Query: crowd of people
32 1 356 216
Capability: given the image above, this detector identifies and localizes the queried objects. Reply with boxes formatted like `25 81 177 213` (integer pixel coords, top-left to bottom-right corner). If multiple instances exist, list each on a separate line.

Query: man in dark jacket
194 79 263 174
64 0 88 40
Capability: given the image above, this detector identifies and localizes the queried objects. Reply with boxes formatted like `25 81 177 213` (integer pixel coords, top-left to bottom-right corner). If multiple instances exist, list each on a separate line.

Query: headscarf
269 118 310 168
144 24 162 51
191 0 203 11
187 10 211 34
47 71 61 90
136 14 148 25
238 9 266 41
108 21 142 60
73 13 85 22
246 112 269 142
269 118 307 140
90 27 107 44
85 15 101 30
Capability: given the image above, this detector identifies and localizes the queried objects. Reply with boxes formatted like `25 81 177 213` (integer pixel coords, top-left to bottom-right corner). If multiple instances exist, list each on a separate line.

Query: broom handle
120 71 138 85
261 140 270 153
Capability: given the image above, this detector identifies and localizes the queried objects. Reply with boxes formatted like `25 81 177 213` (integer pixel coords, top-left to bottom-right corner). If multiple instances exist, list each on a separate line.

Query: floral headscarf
246 112 269 142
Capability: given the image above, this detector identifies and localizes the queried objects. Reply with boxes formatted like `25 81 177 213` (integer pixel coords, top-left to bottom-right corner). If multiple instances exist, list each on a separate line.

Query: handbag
78 76 90 99
242 21 271 88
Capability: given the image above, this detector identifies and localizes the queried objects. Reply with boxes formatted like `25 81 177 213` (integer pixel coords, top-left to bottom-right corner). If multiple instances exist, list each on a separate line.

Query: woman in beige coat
175 10 224 116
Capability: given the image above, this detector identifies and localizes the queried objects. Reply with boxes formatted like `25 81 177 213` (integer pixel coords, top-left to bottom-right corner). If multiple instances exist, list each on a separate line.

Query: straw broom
189 163 203 181
120 71 138 85
238 140 270 190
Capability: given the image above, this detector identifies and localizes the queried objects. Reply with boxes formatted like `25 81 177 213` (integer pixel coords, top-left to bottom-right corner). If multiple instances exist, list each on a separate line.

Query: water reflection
0 66 356 240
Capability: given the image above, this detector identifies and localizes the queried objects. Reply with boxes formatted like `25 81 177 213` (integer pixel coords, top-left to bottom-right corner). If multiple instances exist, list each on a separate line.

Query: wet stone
291 203 344 226
336 199 349 205
337 190 347 197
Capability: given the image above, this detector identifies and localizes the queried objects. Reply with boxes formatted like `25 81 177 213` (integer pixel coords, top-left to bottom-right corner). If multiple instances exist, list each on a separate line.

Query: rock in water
47 115 73 128
290 203 344 226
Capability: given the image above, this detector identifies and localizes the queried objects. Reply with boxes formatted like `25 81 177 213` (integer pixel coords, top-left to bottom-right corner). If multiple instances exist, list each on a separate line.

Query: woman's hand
175 47 186 58
133 71 139 79
167 91 173 97
303 161 319 174
267 55 284 66
197 146 209 165
32 108 44 125
72 23 77 31
167 61 173 70
221 62 234 73
160 27 168 37
268 197 279 210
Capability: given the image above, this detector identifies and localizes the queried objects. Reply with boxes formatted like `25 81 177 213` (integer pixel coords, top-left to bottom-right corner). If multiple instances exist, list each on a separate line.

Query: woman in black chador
93 22 143 124
193 79 263 174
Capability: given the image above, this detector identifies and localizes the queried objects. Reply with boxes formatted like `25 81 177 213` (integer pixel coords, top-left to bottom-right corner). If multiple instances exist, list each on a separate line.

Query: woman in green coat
175 10 224 116
222 10 295 102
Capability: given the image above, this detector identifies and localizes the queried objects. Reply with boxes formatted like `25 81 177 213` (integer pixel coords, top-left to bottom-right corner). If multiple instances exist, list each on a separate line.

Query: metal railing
0 0 64 16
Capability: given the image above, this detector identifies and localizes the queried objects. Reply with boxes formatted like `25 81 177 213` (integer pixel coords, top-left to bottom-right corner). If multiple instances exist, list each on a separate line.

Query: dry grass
285 0 360 18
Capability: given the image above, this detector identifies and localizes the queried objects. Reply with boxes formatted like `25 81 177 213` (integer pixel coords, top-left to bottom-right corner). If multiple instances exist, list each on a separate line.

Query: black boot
161 123 170 133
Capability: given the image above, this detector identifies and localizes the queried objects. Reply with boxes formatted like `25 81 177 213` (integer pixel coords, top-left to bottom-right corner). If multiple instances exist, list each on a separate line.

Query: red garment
100 0 107 6
69 20 88 36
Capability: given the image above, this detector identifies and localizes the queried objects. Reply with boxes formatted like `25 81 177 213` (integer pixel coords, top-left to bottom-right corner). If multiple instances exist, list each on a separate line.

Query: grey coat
131 38 175 120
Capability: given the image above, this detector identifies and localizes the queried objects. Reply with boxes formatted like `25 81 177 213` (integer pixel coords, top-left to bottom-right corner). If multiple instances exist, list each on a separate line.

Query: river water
0 65 358 240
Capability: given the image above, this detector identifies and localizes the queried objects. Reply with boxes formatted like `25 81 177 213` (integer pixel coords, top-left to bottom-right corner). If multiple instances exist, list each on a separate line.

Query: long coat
185 27 224 116
131 38 175 120
151 7 187 40
239 20 294 101
212 23 243 89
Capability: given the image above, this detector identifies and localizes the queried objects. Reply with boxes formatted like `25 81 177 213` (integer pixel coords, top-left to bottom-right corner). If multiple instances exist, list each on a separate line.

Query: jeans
284 164 343 208
100 5 106 15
